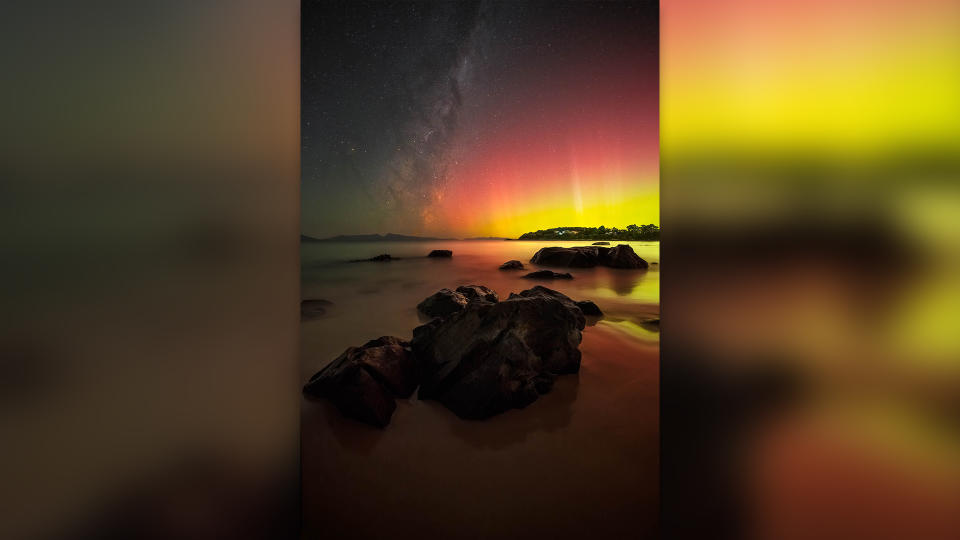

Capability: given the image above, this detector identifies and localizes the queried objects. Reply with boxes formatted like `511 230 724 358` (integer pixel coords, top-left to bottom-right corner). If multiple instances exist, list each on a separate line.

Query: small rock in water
303 336 416 427
592 241 610 245
301 299 333 319
351 253 393 262
639 318 660 332
499 260 525 270
427 249 452 258
523 270 573 280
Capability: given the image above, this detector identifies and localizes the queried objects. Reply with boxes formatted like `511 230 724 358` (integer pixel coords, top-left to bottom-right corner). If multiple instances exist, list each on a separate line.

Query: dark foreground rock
417 288 468 318
427 249 452 258
417 285 499 319
303 336 416 427
455 285 499 303
592 241 610 245
412 288 586 419
529 244 648 269
509 285 601 324
523 270 573 280
499 260 525 270
301 299 333 319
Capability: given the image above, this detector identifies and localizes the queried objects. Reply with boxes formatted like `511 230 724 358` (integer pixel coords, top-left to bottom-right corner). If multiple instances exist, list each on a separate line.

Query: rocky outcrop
523 270 573 280
499 260 525 270
302 336 416 427
412 288 585 419
529 244 648 269
427 249 452 258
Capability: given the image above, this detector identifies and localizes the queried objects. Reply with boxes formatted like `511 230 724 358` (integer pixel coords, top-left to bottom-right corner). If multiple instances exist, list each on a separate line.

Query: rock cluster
304 285 603 426
530 244 647 269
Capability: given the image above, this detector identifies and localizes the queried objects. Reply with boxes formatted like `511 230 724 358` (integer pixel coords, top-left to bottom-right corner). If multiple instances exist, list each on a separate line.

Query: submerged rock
499 260 525 270
592 241 610 245
427 249 453 258
351 253 393 262
529 244 647 269
303 336 416 427
412 289 585 419
301 299 333 319
523 270 573 280
640 318 660 332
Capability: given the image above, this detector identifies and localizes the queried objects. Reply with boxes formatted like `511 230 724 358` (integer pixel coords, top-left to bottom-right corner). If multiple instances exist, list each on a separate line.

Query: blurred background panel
0 1 300 538
661 1 960 539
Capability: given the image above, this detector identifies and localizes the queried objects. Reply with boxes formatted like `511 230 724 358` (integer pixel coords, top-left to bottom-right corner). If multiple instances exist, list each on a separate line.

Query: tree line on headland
517 224 660 241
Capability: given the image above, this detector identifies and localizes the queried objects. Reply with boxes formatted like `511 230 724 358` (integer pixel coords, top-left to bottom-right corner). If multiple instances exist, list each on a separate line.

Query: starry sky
302 1 658 239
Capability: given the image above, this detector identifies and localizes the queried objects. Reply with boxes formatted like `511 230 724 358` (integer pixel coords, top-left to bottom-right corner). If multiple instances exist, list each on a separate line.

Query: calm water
301 240 659 539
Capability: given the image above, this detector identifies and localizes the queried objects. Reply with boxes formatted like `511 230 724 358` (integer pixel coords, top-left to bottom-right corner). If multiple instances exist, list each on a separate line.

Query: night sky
302 1 658 238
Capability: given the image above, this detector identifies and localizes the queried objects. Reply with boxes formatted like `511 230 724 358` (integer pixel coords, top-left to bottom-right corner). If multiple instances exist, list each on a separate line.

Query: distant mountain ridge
301 233 457 242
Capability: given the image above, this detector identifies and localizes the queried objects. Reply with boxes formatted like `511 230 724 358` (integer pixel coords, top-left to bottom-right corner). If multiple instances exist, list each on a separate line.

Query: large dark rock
455 285 499 303
530 246 599 268
529 244 647 269
523 270 573 280
603 244 649 269
499 260 525 270
427 249 452 258
303 336 416 427
417 288 468 318
412 290 585 419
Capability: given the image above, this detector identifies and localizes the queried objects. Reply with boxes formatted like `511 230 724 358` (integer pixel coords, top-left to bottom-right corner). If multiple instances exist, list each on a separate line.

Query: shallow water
301 240 659 538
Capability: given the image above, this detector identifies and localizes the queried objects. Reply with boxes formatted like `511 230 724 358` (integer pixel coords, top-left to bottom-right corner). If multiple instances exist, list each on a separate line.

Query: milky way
302 1 658 238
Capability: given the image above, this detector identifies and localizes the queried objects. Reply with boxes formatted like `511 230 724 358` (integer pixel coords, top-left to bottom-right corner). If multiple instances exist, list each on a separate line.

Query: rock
529 244 648 269
576 300 603 317
412 291 584 419
530 246 599 267
455 285 499 303
603 244 648 269
303 336 416 427
523 270 573 280
499 260 525 270
427 249 452 258
509 286 586 329
301 299 333 319
640 318 660 332
351 253 393 262
417 288 469 318
592 241 610 245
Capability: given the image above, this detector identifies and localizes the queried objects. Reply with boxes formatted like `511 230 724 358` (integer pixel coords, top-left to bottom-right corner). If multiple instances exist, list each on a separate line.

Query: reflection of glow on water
597 319 660 343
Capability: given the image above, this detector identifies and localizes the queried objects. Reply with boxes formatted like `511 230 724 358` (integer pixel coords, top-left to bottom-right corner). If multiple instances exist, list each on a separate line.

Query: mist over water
300 239 659 538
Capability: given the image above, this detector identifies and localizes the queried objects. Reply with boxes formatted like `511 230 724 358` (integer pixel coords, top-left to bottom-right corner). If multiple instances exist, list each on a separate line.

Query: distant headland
301 233 510 242
517 224 660 241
